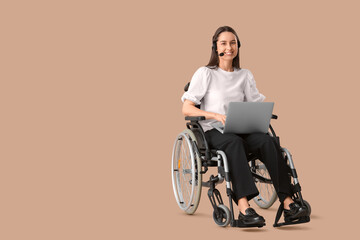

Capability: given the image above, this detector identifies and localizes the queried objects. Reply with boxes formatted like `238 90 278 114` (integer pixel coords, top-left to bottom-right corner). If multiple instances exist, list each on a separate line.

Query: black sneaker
238 208 265 225
284 202 308 222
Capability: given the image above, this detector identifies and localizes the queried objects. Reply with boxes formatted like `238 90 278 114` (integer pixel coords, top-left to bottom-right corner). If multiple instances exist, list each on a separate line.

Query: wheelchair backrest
192 128 206 151
184 82 190 92
184 82 201 109
184 81 208 155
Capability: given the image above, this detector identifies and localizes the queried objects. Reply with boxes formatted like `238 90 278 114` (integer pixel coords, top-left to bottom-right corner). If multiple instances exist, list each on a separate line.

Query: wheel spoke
252 160 277 207
172 130 202 214
181 166 191 204
178 136 194 207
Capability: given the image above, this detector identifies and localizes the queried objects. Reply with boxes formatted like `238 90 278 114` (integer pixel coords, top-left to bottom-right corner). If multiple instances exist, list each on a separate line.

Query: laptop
211 102 274 134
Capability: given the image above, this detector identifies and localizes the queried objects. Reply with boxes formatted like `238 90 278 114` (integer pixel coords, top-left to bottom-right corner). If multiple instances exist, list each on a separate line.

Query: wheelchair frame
172 115 311 228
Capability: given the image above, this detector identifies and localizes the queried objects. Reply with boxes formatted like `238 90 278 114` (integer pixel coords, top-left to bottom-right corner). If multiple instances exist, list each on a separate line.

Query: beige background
1 0 360 239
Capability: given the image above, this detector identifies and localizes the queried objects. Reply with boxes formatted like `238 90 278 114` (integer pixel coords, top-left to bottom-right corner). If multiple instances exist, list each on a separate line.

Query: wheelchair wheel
252 159 277 209
212 204 231 227
172 129 202 215
295 199 312 215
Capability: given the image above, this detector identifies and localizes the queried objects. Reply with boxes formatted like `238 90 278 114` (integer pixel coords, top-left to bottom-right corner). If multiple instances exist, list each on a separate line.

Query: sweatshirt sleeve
181 67 211 105
243 70 266 102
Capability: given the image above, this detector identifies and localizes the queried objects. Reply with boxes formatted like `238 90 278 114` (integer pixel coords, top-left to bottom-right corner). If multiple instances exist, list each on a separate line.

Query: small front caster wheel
213 204 231 227
303 200 311 215
294 199 311 215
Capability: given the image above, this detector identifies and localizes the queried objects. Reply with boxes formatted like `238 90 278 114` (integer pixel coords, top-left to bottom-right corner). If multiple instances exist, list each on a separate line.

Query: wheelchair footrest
231 220 266 228
273 216 310 227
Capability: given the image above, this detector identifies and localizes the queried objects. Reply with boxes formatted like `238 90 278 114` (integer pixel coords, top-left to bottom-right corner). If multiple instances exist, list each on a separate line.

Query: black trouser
204 129 292 204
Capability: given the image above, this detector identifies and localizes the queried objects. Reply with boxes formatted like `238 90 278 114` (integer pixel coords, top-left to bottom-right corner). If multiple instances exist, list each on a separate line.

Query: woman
181 26 307 226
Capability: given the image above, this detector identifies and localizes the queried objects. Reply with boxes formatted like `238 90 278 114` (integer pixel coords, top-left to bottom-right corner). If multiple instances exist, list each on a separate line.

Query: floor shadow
176 212 211 219
241 228 269 232
275 225 312 231
193 212 211 218
309 214 320 219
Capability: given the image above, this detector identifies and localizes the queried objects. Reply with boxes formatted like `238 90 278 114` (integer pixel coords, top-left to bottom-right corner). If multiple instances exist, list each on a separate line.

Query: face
216 31 238 60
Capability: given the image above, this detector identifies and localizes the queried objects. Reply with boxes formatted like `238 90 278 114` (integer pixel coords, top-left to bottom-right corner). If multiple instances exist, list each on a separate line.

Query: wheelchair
171 84 311 228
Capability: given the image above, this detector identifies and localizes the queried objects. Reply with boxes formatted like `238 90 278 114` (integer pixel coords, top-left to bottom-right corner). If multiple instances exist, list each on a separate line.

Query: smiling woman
207 26 241 71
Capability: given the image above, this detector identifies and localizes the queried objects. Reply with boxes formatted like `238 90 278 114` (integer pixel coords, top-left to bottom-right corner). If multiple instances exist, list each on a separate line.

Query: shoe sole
238 217 266 226
236 220 266 228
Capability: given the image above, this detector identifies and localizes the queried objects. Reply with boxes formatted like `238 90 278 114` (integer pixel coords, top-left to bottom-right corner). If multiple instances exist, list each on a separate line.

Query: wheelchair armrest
272 114 278 120
185 116 206 121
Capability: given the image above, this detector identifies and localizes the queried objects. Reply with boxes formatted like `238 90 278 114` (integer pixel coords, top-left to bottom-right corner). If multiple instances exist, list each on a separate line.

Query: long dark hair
206 26 241 70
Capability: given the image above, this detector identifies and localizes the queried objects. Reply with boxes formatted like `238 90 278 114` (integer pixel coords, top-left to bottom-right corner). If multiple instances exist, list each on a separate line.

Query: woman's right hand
213 113 226 126
182 100 226 125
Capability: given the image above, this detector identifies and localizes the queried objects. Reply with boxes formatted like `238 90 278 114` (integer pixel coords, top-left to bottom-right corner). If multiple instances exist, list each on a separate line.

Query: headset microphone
219 52 225 56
